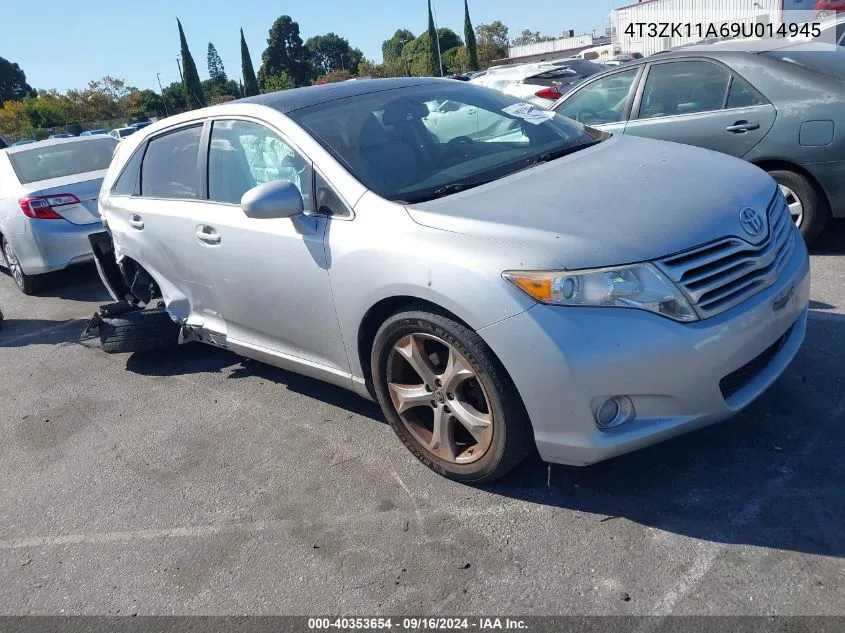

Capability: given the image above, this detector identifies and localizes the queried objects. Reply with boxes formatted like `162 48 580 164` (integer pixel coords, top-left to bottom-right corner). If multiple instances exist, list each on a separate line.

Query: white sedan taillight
19 194 80 220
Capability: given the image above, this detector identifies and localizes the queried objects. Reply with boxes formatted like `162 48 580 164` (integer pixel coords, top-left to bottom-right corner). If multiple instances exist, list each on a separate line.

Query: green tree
511 29 556 46
463 1 479 71
25 91 72 129
382 29 415 62
426 0 441 76
161 81 188 116
305 33 363 79
177 19 206 109
475 21 509 68
262 71 295 92
201 78 241 103
258 16 311 89
240 28 260 97
314 69 353 84
207 42 227 84
402 28 462 77
0 57 34 105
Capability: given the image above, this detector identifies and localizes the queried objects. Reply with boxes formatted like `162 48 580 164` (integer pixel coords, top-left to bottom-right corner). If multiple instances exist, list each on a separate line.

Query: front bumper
479 229 811 466
8 218 101 275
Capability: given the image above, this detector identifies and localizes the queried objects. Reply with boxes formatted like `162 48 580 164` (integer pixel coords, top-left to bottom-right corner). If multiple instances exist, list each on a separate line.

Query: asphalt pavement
0 224 844 616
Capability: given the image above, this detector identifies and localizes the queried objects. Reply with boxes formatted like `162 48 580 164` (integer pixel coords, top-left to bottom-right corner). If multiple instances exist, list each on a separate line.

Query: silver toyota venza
92 78 810 482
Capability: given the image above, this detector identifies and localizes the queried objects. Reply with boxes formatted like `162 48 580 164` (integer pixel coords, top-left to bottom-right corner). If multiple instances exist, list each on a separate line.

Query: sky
3 0 632 93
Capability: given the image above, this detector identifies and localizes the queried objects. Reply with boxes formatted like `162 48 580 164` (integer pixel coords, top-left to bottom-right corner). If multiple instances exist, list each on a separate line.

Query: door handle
725 121 760 133
128 214 144 230
195 226 221 245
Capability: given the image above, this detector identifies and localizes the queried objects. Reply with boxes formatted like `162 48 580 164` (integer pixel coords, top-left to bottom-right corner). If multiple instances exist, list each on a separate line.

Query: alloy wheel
779 184 804 229
3 242 25 290
386 333 494 464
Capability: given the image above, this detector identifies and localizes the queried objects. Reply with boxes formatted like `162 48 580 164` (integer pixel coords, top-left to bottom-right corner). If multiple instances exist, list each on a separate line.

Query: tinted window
208 120 312 207
555 68 638 125
726 77 765 108
639 61 731 119
290 82 604 203
140 125 202 199
8 138 118 184
112 146 144 196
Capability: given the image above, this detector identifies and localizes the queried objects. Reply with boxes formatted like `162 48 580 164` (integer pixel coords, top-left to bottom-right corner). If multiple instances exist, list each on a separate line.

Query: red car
814 0 845 17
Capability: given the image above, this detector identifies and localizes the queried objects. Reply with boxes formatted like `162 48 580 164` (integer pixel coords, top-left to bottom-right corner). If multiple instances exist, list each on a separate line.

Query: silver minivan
91 78 810 482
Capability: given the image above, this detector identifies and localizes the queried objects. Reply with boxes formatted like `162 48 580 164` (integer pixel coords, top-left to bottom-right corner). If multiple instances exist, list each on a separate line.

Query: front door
200 118 348 375
552 66 642 135
623 60 776 158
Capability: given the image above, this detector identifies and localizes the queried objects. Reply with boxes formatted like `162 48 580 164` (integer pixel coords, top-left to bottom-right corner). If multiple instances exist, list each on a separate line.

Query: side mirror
240 179 304 220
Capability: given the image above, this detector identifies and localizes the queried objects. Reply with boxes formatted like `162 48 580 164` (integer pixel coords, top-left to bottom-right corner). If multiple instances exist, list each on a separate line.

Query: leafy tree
240 28 260 97
262 71 295 92
0 57 34 105
426 0 440 76
258 16 311 89
0 99 31 138
357 58 407 79
463 1 479 72
382 29 415 62
207 42 227 84
177 19 206 109
314 69 353 84
201 78 241 102
402 28 462 77
511 29 556 46
305 33 363 79
161 81 188 116
122 89 166 119
25 91 72 129
475 21 509 68
442 46 471 75
209 94 237 105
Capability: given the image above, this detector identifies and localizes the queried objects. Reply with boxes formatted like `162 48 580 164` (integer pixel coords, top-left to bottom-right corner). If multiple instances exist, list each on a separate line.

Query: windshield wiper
430 180 491 199
533 139 603 164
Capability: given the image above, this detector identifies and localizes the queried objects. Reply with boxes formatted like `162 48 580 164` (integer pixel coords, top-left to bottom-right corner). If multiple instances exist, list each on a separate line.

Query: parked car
48 133 74 139
0 136 118 293
80 129 109 136
552 42 845 243
90 78 809 482
814 0 845 18
471 60 605 107
129 121 152 130
12 139 36 146
0 136 7 149
109 127 137 140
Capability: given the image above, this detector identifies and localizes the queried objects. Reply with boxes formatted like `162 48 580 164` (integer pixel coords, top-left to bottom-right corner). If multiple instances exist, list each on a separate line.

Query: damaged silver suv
90 78 810 482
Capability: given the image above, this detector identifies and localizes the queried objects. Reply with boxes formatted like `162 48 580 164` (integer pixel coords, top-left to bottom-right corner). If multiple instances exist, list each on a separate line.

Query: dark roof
236 77 448 113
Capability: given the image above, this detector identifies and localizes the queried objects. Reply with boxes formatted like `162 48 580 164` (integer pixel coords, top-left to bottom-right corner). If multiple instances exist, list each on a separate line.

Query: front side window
555 68 638 126
639 61 731 119
140 124 202 199
8 137 118 184
290 82 606 204
208 120 312 207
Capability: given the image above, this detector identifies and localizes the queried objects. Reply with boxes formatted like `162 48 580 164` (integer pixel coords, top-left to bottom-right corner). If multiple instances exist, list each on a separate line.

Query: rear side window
111 147 144 196
639 61 731 119
140 125 202 199
726 77 765 109
8 138 118 184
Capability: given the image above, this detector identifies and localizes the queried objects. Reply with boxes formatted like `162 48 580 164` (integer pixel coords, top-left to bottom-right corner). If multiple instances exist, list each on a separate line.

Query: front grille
719 324 794 401
657 193 794 319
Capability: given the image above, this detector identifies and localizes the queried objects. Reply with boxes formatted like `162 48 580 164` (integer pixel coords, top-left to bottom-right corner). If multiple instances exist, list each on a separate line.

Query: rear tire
2 238 41 295
768 169 828 245
371 305 532 483
100 306 180 354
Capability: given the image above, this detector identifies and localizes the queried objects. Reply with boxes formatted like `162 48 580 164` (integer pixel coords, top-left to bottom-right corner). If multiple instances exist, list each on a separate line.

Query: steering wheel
576 108 603 125
437 136 474 168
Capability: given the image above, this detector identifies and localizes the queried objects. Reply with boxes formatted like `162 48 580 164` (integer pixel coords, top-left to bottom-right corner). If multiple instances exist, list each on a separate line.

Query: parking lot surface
1 224 844 616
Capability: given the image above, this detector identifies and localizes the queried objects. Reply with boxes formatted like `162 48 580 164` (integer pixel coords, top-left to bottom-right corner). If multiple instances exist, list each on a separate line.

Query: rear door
622 59 777 158
552 66 643 134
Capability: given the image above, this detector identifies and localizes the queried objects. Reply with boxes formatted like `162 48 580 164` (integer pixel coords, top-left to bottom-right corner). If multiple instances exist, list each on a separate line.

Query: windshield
9 138 118 184
761 49 845 80
289 82 606 203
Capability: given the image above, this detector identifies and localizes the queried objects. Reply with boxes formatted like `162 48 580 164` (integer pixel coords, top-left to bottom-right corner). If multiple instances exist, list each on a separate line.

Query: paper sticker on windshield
502 103 554 125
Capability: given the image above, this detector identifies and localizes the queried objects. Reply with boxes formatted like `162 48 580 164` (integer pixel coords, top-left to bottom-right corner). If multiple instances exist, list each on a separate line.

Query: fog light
593 396 635 430
596 399 620 427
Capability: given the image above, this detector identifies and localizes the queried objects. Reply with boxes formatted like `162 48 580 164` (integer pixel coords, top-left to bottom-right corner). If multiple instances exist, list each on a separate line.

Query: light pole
156 73 169 116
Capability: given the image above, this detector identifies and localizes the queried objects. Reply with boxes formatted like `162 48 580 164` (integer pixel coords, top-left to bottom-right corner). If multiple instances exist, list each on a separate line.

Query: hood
407 135 778 270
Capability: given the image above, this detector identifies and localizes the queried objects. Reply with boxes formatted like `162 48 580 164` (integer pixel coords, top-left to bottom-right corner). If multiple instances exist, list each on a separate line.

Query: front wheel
371 306 532 482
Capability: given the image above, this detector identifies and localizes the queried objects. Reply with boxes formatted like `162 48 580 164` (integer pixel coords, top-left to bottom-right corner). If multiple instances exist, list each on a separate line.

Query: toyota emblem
739 207 765 237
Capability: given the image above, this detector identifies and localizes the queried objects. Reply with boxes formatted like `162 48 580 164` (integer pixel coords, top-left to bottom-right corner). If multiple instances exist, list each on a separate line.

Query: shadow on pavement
33 264 112 302
0 318 90 347
118 310 845 559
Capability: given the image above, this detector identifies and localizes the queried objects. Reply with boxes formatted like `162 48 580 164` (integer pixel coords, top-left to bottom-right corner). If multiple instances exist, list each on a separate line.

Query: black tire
2 238 41 295
99 306 180 354
371 305 532 483
768 169 828 245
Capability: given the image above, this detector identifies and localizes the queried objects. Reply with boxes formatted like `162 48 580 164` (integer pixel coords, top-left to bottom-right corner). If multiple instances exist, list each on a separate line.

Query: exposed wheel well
752 159 831 214
357 296 472 394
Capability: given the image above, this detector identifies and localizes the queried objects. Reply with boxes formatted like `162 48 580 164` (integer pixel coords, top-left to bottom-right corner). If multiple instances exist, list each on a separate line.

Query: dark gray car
552 42 845 243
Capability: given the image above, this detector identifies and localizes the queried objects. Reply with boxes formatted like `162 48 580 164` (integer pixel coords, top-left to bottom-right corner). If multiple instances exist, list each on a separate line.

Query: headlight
502 263 698 322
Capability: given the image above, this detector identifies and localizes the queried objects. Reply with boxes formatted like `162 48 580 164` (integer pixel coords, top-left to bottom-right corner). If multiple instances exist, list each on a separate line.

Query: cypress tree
240 28 260 97
177 19 206 109
464 0 479 72
427 0 440 76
